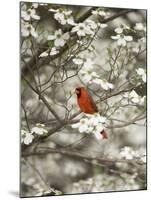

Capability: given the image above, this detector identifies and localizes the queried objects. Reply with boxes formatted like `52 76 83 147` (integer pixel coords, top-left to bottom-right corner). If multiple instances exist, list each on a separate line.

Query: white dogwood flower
85 19 98 30
39 48 59 57
136 68 146 82
21 8 40 21
72 118 89 133
72 114 106 140
89 113 106 126
47 29 69 47
23 132 34 145
21 129 34 145
21 22 38 38
31 124 48 135
111 26 133 46
71 23 93 36
49 8 75 25
50 47 59 56
111 34 133 46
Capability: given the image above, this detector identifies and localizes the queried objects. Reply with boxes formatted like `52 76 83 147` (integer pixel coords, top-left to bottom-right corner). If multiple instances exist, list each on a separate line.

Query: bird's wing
88 92 98 113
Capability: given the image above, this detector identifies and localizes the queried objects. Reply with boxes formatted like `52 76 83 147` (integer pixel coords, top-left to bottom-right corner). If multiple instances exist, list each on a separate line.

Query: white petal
71 26 78 33
124 35 133 41
98 116 106 123
54 38 65 47
21 28 30 37
63 32 70 40
31 14 40 20
54 13 65 24
77 30 86 36
81 73 92 83
117 38 126 46
30 28 38 38
73 58 83 65
107 83 114 89
47 35 55 40
39 51 48 57
71 123 80 129
92 10 98 15
115 27 123 34
79 125 88 133
130 90 138 98
100 80 109 90
24 133 34 145
99 23 108 28
131 97 140 103
136 68 145 76
67 18 75 25
94 132 103 140
50 47 59 56
111 35 120 40
49 8 58 12
21 11 30 21
64 10 72 15
93 78 101 85
134 23 145 31
91 72 99 78
98 10 106 16
32 3 39 8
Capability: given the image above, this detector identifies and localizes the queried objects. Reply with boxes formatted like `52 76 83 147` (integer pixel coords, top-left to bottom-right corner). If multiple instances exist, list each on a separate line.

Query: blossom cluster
73 58 114 90
71 113 106 140
21 123 48 145
49 8 75 25
21 3 40 38
72 19 107 37
111 26 133 47
120 146 146 163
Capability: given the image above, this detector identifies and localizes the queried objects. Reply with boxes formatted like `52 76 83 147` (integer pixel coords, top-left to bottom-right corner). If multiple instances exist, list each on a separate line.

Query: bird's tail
100 129 108 139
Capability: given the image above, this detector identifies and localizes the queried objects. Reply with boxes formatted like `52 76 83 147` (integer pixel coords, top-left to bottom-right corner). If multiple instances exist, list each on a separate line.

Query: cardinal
75 87 108 139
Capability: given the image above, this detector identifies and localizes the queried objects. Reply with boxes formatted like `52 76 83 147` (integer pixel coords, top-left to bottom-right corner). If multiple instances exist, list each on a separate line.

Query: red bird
75 87 108 139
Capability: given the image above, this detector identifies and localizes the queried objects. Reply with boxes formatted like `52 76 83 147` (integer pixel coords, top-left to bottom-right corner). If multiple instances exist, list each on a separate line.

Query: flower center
27 26 31 31
56 33 61 38
79 26 84 30
27 10 31 14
